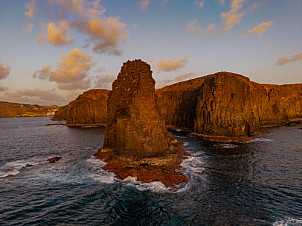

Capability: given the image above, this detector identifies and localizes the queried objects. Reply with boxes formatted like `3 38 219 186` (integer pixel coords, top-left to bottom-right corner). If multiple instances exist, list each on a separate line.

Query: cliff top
158 71 302 92
158 71 250 92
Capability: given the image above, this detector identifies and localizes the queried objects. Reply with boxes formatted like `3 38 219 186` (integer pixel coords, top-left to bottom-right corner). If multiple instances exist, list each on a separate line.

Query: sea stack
102 59 173 157
95 59 188 188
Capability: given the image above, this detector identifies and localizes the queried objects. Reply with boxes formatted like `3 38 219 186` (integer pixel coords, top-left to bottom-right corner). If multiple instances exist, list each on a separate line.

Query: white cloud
204 23 216 35
95 74 116 89
220 0 246 34
37 21 74 46
242 21 273 37
186 19 216 36
33 65 52 80
33 49 95 90
25 0 36 19
248 2 259 11
73 17 128 56
276 53 302 66
0 61 10 80
47 0 106 20
195 0 205 9
140 0 150 12
57 79 91 90
186 19 199 32
156 57 189 72
2 89 70 106
33 0 128 55
159 72 196 86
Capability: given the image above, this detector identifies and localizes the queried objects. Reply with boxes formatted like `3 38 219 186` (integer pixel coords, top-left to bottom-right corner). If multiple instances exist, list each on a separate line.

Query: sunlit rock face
54 89 110 125
55 70 302 142
102 59 173 157
157 71 302 141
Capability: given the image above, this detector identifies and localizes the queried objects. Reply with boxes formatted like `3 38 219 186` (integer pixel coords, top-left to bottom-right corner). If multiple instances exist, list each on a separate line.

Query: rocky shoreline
94 143 190 188
95 59 190 188
54 71 302 143
51 59 302 187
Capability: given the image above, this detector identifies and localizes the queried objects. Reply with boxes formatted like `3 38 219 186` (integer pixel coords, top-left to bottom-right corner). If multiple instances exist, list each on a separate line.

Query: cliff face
54 89 110 125
54 71 302 140
156 77 206 128
157 72 302 140
194 73 256 138
95 59 188 188
103 59 173 157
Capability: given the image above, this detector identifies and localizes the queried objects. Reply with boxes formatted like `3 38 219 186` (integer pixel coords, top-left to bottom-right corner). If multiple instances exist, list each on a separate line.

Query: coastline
94 144 190 188
168 118 302 143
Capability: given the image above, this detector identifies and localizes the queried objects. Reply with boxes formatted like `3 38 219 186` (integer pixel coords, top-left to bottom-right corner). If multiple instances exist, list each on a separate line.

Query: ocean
0 117 301 225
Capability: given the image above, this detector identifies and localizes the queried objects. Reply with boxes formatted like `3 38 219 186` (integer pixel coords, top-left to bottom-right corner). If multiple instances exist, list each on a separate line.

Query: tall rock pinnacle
102 59 173 157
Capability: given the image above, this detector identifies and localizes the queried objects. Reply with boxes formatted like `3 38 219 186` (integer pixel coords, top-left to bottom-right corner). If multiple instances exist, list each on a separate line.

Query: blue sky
0 0 301 105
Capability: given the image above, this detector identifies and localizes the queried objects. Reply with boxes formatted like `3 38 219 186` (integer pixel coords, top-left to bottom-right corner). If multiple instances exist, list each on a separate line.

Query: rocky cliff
156 76 206 129
54 89 110 125
54 70 302 141
157 72 302 141
95 60 188 187
102 59 174 157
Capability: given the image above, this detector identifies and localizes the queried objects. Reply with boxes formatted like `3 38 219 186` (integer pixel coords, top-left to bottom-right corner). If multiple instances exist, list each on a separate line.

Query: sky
0 0 301 106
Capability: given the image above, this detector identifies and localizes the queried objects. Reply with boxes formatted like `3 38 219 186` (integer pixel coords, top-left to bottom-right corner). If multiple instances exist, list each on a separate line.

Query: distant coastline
0 101 59 118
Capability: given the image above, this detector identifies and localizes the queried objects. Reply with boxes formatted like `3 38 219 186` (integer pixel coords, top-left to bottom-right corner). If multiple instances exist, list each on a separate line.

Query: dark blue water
0 117 301 225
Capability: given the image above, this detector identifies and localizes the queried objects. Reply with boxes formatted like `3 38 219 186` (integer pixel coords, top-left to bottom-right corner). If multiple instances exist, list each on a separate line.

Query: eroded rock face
55 70 302 141
102 59 173 157
194 73 255 139
156 77 206 129
158 72 302 140
54 89 110 125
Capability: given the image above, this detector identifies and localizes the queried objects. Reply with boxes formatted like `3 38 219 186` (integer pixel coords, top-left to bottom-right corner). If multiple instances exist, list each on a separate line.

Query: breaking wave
86 156 116 184
0 158 45 178
87 152 205 193
214 143 239 149
273 217 302 226
250 137 273 142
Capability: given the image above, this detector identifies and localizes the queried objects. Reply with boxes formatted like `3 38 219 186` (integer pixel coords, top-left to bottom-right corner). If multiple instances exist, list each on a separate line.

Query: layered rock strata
102 59 174 157
55 70 302 141
157 72 302 141
95 59 188 187
54 89 110 126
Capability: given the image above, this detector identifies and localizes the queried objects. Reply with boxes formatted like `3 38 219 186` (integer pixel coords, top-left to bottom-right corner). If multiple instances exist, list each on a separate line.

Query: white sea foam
86 156 116 184
0 170 20 178
173 154 206 192
0 159 44 178
183 142 190 147
123 176 169 192
120 154 206 193
87 152 206 193
249 137 272 142
214 143 239 149
273 217 302 226
87 156 170 191
84 146 96 150
180 155 205 182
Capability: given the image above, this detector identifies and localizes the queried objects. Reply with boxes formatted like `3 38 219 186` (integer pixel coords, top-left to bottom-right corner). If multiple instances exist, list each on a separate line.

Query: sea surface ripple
0 117 301 225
